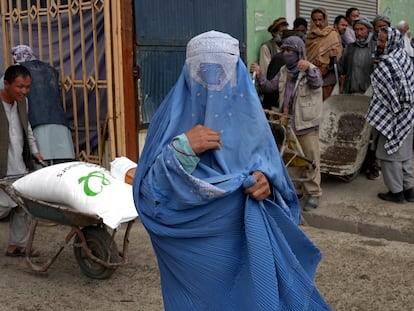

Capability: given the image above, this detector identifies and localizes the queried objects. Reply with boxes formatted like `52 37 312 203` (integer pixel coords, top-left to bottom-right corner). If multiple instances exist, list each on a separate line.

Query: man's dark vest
262 52 286 109
21 60 68 128
0 99 34 177
264 39 280 59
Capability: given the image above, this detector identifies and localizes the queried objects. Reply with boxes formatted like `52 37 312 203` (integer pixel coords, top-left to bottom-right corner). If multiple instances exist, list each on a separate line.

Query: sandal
5 247 40 258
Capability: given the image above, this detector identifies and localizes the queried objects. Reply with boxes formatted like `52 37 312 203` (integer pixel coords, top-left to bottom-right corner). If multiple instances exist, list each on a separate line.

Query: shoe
303 196 319 211
378 191 404 203
403 188 414 202
366 167 380 180
5 247 40 258
0 212 11 222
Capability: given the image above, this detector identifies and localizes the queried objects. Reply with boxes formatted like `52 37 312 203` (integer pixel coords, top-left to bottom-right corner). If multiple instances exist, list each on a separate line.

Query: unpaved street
1 219 413 311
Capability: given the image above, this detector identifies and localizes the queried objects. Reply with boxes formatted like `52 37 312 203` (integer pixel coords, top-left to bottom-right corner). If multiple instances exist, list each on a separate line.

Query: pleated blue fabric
133 31 331 311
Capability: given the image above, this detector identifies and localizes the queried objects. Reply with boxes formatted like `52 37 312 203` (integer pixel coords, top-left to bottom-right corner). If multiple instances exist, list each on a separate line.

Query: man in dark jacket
340 16 375 94
339 16 380 180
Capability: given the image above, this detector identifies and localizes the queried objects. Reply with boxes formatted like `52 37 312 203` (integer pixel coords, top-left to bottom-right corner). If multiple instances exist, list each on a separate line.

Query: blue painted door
134 0 246 124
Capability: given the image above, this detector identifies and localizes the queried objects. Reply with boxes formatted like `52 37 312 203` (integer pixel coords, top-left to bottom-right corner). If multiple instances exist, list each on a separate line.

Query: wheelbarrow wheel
73 226 119 279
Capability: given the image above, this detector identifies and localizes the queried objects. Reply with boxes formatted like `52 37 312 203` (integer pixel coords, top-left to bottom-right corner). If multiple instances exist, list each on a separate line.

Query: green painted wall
244 1 413 69
378 0 414 27
246 0 286 67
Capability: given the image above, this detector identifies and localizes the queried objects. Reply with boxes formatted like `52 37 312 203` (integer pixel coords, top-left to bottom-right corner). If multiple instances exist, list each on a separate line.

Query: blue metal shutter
134 0 246 125
298 1 378 26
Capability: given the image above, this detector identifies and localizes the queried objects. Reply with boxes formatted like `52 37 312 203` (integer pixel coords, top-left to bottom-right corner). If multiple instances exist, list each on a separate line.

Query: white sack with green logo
13 161 138 229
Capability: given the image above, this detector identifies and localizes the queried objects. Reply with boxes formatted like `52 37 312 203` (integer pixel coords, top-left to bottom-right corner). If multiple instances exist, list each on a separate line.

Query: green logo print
78 171 111 196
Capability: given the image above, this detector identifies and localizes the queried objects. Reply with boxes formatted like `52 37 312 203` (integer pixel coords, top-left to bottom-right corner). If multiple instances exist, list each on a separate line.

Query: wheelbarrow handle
333 56 340 84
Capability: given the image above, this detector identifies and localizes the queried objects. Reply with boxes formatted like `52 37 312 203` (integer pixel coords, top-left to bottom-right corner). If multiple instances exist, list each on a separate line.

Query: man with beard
371 15 392 55
339 16 380 180
250 36 324 211
340 16 375 94
306 7 343 100
366 27 414 203
259 17 289 77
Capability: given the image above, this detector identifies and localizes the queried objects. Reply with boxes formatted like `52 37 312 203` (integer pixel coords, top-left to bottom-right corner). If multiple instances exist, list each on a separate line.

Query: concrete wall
246 0 286 66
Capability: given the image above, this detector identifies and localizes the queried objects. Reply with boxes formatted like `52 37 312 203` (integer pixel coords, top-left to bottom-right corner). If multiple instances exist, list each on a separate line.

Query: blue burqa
133 31 331 311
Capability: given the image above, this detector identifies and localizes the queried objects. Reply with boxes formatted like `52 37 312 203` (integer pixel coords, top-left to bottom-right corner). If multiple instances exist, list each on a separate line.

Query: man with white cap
397 20 414 63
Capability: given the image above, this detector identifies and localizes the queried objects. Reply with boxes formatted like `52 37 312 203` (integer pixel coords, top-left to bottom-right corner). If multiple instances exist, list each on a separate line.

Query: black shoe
403 188 414 202
366 167 380 180
378 191 404 203
0 212 11 222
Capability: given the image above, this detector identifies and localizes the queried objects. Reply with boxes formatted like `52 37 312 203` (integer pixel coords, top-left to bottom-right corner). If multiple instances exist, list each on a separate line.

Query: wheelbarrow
319 87 372 182
0 176 134 279
264 109 317 183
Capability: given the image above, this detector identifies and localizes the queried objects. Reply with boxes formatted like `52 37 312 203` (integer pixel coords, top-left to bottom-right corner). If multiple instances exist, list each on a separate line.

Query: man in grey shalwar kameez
0 65 43 256
366 27 414 203
340 17 375 94
339 16 380 180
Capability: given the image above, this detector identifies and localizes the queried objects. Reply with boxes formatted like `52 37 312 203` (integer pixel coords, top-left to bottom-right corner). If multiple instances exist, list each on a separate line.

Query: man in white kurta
0 65 43 256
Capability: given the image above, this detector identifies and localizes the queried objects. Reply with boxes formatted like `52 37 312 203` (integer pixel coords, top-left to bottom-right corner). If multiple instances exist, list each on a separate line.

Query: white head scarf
11 45 36 63
185 31 239 91
403 34 414 57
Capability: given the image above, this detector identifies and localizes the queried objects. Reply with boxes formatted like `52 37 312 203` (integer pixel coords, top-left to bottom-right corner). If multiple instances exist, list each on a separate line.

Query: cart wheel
73 226 119 279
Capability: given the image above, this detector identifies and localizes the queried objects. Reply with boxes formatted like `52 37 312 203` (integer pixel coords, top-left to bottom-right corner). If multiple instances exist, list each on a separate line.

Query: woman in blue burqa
133 30 331 310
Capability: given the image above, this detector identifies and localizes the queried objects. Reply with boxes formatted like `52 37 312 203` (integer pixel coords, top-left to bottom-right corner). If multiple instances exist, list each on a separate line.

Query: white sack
110 157 137 182
13 162 138 229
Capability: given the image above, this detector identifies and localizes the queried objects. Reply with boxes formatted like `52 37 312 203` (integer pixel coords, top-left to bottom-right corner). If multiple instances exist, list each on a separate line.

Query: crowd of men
252 7 414 210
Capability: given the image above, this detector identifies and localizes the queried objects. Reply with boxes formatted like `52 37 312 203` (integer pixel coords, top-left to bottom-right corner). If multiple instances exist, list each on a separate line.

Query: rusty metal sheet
319 94 372 176
20 195 102 228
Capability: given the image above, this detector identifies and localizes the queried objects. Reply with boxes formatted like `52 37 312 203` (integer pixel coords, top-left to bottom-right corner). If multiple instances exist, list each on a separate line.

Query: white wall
286 1 296 26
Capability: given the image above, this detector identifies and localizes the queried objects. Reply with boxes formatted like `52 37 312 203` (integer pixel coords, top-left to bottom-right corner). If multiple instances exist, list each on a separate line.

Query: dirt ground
1 218 413 311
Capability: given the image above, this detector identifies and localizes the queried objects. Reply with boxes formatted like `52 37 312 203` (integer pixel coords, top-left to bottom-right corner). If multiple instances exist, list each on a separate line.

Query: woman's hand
185 125 221 155
244 171 271 201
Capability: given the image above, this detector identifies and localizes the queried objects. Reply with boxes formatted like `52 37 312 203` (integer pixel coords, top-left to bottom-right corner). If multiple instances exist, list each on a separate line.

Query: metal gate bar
0 0 118 166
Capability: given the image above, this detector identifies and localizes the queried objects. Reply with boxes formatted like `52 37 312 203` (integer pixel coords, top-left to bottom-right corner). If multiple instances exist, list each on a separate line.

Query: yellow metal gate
0 0 128 166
